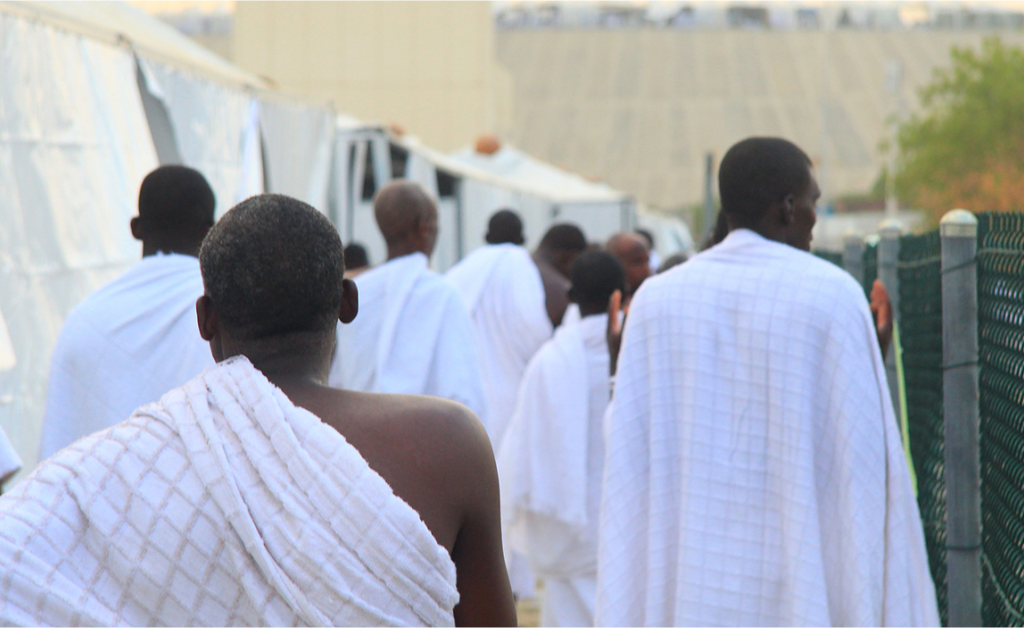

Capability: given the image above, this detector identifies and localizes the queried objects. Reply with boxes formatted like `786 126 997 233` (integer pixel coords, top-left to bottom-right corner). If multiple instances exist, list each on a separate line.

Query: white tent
0 1 337 476
449 143 637 248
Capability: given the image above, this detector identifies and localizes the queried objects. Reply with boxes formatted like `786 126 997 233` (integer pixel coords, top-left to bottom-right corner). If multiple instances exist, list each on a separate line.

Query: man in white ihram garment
0 194 516 626
499 251 625 627
446 209 554 599
445 209 553 446
328 180 486 422
596 137 939 626
39 166 216 461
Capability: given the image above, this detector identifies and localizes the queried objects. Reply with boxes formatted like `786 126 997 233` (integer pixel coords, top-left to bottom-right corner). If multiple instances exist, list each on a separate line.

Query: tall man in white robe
0 194 516 626
446 210 553 446
596 138 939 626
39 166 217 461
329 180 486 422
446 210 555 598
499 251 625 627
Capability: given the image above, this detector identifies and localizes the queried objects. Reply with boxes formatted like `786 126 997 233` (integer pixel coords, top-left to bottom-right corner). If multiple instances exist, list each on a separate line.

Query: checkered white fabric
0 357 458 626
595 229 939 626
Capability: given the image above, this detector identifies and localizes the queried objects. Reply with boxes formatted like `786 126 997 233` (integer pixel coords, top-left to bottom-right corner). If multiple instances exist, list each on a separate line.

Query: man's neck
142 241 201 258
386 243 427 261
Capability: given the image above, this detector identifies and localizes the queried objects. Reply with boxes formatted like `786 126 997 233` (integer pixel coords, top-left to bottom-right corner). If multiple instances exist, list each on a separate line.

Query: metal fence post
843 232 865 287
878 220 902 425
941 209 980 627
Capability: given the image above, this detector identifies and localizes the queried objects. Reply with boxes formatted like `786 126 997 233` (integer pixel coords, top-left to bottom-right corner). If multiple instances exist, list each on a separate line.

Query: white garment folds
40 254 214 461
446 244 552 446
596 229 939 627
499 314 609 626
0 357 459 626
330 253 486 420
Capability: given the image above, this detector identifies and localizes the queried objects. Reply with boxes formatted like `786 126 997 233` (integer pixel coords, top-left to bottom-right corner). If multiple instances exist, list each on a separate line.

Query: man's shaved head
200 194 345 340
607 232 651 296
570 251 626 317
719 137 812 224
485 209 525 245
374 180 439 257
132 165 216 257
535 223 587 278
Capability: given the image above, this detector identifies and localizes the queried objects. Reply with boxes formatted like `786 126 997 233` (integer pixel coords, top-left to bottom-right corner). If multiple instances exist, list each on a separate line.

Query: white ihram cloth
446 244 552 599
0 357 459 626
40 254 214 461
499 314 609 627
596 229 939 627
329 252 486 421
445 244 552 446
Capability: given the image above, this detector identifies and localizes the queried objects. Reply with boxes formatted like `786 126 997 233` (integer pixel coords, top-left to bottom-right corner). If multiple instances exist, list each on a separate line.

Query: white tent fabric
0 9 159 475
259 99 334 213
451 145 626 204
138 57 264 216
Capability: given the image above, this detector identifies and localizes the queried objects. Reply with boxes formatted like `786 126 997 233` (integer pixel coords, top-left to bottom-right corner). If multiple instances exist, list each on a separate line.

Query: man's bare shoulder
345 391 491 457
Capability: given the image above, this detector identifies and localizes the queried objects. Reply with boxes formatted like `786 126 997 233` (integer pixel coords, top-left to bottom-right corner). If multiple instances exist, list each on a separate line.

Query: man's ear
130 217 143 241
338 278 359 324
196 295 219 341
780 195 796 226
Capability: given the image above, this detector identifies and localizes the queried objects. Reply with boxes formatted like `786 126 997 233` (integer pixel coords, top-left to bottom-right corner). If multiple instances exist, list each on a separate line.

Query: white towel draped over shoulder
40 254 214 461
499 314 610 626
0 357 459 627
596 229 939 627
330 252 486 421
446 244 552 446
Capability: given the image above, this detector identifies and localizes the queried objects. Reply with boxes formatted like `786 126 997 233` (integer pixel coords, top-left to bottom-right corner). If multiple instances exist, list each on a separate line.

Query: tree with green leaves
893 37 1024 223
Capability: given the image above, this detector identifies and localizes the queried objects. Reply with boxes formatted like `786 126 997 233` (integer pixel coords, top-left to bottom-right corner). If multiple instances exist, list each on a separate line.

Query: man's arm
448 412 518 627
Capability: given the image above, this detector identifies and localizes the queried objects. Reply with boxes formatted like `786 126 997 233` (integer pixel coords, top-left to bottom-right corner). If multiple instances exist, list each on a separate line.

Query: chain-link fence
863 240 878 298
976 213 1024 626
898 230 947 625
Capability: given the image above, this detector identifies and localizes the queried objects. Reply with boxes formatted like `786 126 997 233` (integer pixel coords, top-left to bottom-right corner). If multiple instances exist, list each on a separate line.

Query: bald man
606 232 652 298
329 180 487 422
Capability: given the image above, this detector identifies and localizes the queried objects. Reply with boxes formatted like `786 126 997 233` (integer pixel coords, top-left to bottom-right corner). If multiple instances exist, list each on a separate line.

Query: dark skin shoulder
274 383 517 627
533 256 571 327
196 293 517 627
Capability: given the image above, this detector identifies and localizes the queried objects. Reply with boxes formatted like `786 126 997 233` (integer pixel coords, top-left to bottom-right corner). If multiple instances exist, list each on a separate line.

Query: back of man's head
570 251 626 316
635 228 655 250
344 242 370 270
136 165 215 247
606 232 652 295
199 194 344 340
538 223 587 253
374 180 438 256
719 137 812 226
485 209 525 245
537 223 587 278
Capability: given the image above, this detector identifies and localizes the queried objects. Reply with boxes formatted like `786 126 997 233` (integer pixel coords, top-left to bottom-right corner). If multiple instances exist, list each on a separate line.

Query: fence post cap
864 233 881 246
879 218 903 237
940 209 977 237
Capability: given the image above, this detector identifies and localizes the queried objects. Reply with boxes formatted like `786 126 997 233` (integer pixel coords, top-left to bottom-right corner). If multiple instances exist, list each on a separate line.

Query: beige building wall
233 1 509 151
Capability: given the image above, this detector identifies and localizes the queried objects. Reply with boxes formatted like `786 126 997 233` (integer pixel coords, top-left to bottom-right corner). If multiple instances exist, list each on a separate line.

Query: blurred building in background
149 0 1024 216
231 2 514 153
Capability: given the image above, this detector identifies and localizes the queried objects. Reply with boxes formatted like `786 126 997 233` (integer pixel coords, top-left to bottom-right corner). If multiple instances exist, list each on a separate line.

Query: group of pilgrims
0 137 941 627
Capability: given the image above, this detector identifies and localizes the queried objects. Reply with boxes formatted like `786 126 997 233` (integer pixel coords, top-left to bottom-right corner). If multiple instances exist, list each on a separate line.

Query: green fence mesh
899 229 947 625
863 240 879 298
976 213 1024 626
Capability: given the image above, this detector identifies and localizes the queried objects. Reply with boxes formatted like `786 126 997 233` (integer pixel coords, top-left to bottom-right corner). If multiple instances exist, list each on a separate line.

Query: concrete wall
234 1 510 152
496 29 1024 209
